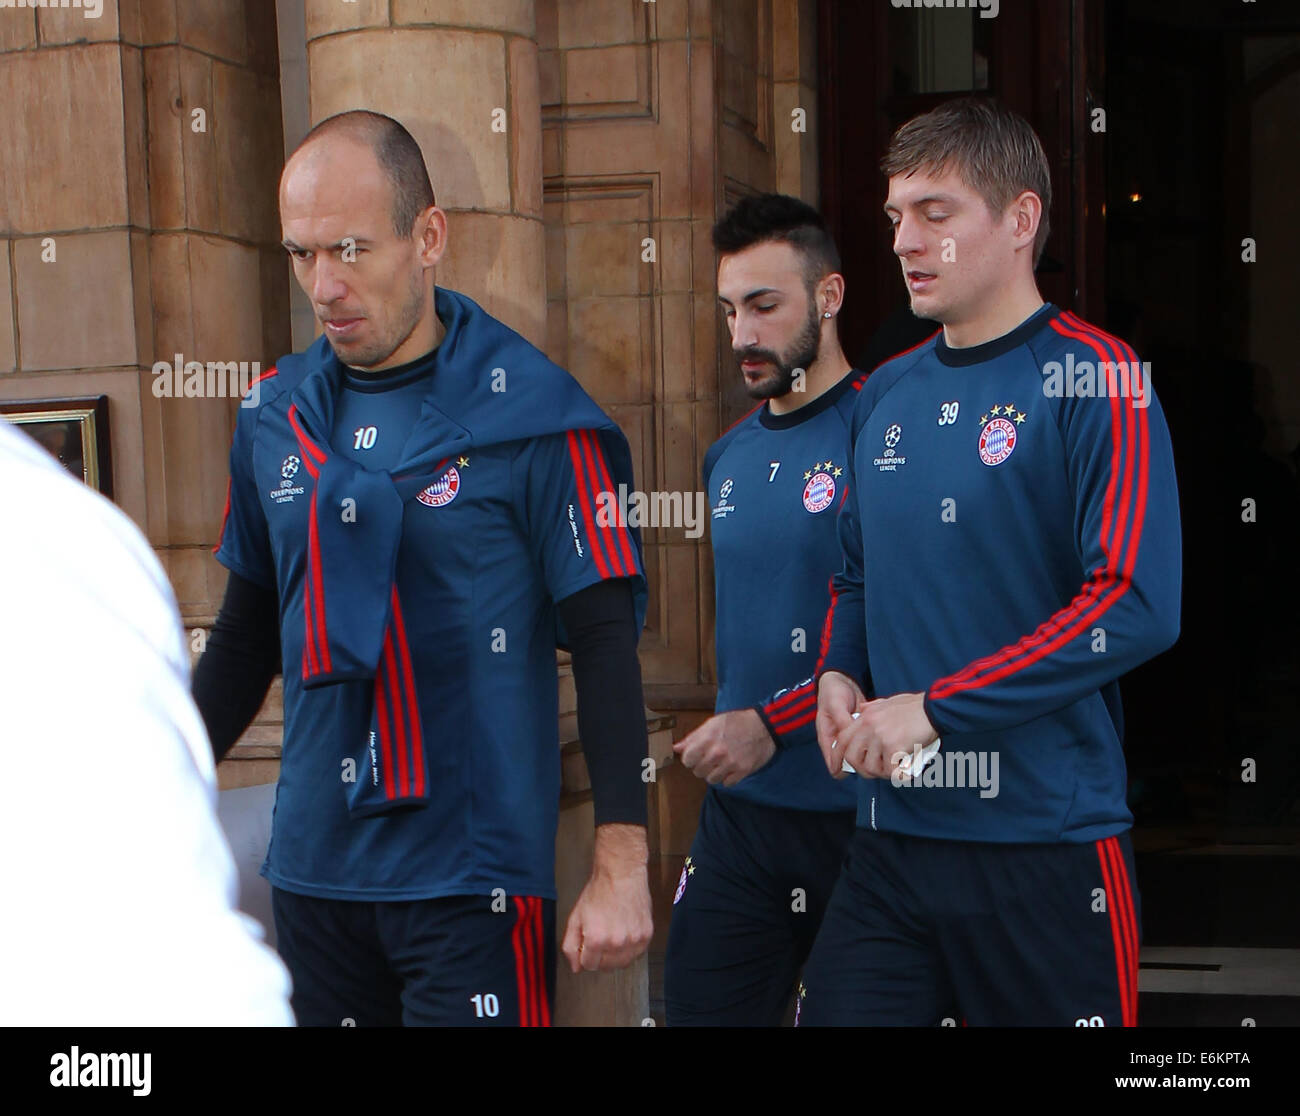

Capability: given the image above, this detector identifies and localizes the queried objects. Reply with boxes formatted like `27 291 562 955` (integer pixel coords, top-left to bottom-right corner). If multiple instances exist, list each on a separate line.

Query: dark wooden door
817 0 1105 363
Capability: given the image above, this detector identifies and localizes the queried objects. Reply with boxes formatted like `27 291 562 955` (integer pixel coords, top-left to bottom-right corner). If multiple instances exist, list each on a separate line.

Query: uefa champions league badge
673 856 695 905
712 477 736 520
269 454 306 504
802 458 842 513
873 423 907 472
417 455 468 507
977 402 1026 466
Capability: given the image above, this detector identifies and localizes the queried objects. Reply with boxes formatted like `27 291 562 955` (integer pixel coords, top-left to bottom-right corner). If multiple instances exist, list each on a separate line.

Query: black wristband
752 703 785 750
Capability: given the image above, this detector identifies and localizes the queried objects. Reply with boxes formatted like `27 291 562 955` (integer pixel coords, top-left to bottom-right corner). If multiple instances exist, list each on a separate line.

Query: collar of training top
283 286 628 480
934 302 1058 367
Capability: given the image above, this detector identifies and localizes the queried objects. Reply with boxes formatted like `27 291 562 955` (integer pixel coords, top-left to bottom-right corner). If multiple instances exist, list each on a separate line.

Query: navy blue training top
820 303 1182 842
215 287 647 900
703 370 864 813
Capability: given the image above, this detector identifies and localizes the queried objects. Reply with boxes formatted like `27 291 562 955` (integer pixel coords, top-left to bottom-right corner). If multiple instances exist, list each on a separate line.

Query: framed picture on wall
0 396 113 498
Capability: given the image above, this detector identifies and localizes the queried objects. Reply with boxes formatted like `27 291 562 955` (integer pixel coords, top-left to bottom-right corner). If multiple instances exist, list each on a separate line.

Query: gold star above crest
684 856 692 867
687 864 696 875
1014 411 1026 424
803 471 812 480
991 404 1002 415
457 455 470 468
1004 403 1015 415
832 466 843 477
979 414 989 424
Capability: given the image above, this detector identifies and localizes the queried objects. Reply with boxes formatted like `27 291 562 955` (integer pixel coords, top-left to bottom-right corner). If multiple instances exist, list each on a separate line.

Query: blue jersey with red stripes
215 286 646 900
703 371 863 812
819 303 1182 842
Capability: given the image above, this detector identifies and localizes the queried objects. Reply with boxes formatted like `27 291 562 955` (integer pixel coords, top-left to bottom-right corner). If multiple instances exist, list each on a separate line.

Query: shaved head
289 110 435 239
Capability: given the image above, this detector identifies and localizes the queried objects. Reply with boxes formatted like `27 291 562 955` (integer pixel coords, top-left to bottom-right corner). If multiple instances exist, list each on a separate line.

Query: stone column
0 0 289 625
774 0 819 200
301 0 649 1028
0 3 156 530
302 0 546 345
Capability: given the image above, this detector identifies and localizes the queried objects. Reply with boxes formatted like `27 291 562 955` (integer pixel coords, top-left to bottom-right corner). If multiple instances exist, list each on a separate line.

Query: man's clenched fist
673 708 776 786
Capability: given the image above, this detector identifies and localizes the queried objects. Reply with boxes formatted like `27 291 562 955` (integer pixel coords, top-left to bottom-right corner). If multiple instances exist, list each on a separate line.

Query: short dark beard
736 297 822 401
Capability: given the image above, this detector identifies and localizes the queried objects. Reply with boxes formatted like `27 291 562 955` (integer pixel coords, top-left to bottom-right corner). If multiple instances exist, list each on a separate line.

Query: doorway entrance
818 0 1300 1024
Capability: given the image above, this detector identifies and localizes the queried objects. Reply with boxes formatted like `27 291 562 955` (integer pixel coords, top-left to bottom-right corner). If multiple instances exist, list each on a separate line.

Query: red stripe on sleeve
817 581 840 664
768 686 816 723
777 711 817 734
928 316 1147 701
1084 326 1153 605
767 679 815 716
583 429 638 577
576 430 627 577
764 578 846 737
769 691 811 728
565 430 613 578
930 322 1126 695
770 694 817 729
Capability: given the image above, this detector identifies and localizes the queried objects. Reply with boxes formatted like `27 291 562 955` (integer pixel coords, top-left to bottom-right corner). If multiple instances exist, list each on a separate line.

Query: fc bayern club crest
977 402 1025 467
417 465 461 507
801 459 841 513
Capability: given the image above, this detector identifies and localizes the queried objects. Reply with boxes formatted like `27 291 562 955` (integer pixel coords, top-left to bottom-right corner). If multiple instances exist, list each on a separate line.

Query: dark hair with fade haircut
882 97 1052 267
712 193 841 284
294 110 436 239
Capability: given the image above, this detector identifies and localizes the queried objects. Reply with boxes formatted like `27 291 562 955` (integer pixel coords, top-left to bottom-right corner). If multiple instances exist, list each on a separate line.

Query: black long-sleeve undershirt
557 576 650 827
191 572 280 764
191 571 648 826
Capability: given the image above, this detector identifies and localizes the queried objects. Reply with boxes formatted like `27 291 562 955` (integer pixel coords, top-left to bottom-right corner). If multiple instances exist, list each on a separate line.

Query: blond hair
882 98 1052 267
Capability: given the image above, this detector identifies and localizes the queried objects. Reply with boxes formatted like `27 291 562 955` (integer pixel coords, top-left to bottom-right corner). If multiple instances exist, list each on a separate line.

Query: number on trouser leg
470 992 501 1019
